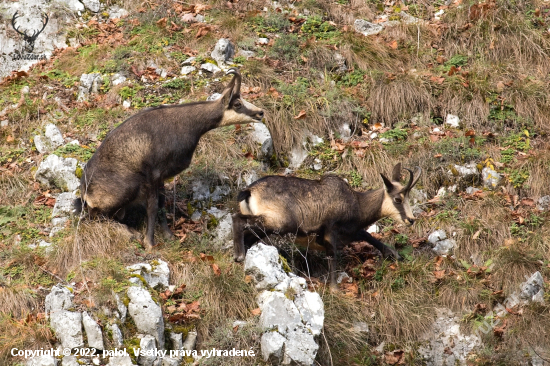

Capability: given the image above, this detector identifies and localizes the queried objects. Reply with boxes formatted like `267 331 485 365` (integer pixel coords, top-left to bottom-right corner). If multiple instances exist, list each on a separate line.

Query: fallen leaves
294 110 307 119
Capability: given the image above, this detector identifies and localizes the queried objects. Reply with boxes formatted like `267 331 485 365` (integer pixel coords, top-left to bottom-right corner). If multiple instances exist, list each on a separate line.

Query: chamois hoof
234 254 245 263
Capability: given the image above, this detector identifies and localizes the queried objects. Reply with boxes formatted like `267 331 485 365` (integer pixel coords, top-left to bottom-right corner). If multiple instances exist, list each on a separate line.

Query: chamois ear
380 173 394 192
391 163 402 182
220 68 240 107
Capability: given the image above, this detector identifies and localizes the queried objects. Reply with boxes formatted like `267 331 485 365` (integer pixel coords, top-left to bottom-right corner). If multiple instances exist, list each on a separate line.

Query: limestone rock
354 19 383 36
211 38 235 67
108 5 129 19
294 291 324 336
109 323 124 347
127 286 165 348
245 243 289 290
107 356 136 366
82 311 104 350
50 310 84 349
34 123 65 153
428 230 447 244
482 167 501 189
181 66 196 75
200 63 221 73
520 271 545 303
45 284 73 317
261 331 286 364
259 292 301 335
139 335 157 366
207 208 233 244
35 155 80 192
428 230 456 255
52 192 78 218
126 259 170 289
445 114 460 128
27 356 58 366
250 123 271 145
536 195 550 211
111 73 127 86
418 308 480 366
78 73 102 101
182 330 197 351
283 327 319 366
61 355 78 366
82 0 101 12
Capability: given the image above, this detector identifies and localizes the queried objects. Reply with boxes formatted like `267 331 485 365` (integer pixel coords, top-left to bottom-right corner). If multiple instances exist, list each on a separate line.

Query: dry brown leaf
294 110 307 119
211 263 221 276
251 308 261 316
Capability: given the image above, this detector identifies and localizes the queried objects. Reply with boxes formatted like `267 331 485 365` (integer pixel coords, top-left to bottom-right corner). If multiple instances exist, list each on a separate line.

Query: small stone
82 0 101 12
336 272 352 284
250 123 272 145
182 330 197 351
123 100 131 109
352 322 369 333
0 120 8 128
181 66 196 75
108 5 129 19
434 9 445 20
62 355 78 366
433 239 456 255
238 50 256 59
139 335 157 366
52 192 78 218
109 324 124 347
182 57 196 65
294 291 324 336
482 167 501 189
211 38 235 67
257 38 269 45
49 310 84 349
283 326 319 366
370 132 378 139
313 158 322 171
261 331 285 364
206 93 222 101
106 356 136 366
367 224 379 233
195 14 205 22
520 271 545 302
127 286 165 348
428 230 447 244
126 259 170 289
35 155 80 192
354 19 383 36
536 195 550 211
466 187 480 195
82 311 104 350
259 292 301 334
379 137 391 143
245 243 289 290
232 320 248 328
111 73 127 86
445 114 460 128
200 63 221 73
27 356 58 366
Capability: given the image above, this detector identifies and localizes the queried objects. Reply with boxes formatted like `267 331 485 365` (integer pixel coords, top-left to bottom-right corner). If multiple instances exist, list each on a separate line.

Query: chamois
232 163 422 285
75 68 264 250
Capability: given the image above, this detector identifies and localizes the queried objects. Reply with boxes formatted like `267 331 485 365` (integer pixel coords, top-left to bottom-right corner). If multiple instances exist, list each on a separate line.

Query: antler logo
11 11 49 54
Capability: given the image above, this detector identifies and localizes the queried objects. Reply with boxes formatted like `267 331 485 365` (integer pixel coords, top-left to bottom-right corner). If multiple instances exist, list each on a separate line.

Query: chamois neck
357 188 386 226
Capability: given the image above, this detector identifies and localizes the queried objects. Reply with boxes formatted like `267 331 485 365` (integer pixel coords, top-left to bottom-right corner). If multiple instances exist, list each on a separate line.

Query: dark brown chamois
232 163 422 285
75 69 264 250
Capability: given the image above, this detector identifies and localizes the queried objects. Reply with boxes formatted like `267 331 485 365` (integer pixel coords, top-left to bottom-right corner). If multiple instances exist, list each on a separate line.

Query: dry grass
368 75 432 127
0 287 39 319
170 255 258 342
47 220 135 277
0 315 53 365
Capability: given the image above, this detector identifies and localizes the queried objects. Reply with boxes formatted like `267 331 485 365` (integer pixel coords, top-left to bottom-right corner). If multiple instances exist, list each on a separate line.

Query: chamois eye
233 100 242 108
394 197 403 204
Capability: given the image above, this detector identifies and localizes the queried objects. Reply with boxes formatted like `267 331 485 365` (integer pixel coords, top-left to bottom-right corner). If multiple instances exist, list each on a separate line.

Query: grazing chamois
232 163 422 285
75 69 264 250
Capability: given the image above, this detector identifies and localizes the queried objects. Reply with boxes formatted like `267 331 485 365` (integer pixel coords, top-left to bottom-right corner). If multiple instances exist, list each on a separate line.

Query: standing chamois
232 163 422 285
76 69 264 250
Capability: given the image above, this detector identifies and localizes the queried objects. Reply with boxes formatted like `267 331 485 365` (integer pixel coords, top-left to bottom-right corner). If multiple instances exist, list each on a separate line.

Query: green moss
279 255 291 273
75 166 83 179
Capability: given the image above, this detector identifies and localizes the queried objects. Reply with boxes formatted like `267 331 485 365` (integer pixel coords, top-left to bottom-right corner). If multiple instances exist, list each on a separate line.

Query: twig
526 339 550 365
39 266 65 284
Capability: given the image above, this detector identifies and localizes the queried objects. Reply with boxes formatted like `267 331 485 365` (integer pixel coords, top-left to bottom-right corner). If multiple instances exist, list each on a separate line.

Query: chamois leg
232 213 269 262
354 229 401 260
158 185 175 240
324 230 339 288
232 213 247 262
144 186 159 251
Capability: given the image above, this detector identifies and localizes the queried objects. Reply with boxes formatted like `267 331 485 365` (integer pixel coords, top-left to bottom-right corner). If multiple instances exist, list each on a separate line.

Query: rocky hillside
1 0 550 365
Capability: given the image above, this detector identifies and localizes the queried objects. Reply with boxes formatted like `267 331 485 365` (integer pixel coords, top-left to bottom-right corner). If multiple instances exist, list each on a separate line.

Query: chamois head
218 68 264 126
380 163 422 226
